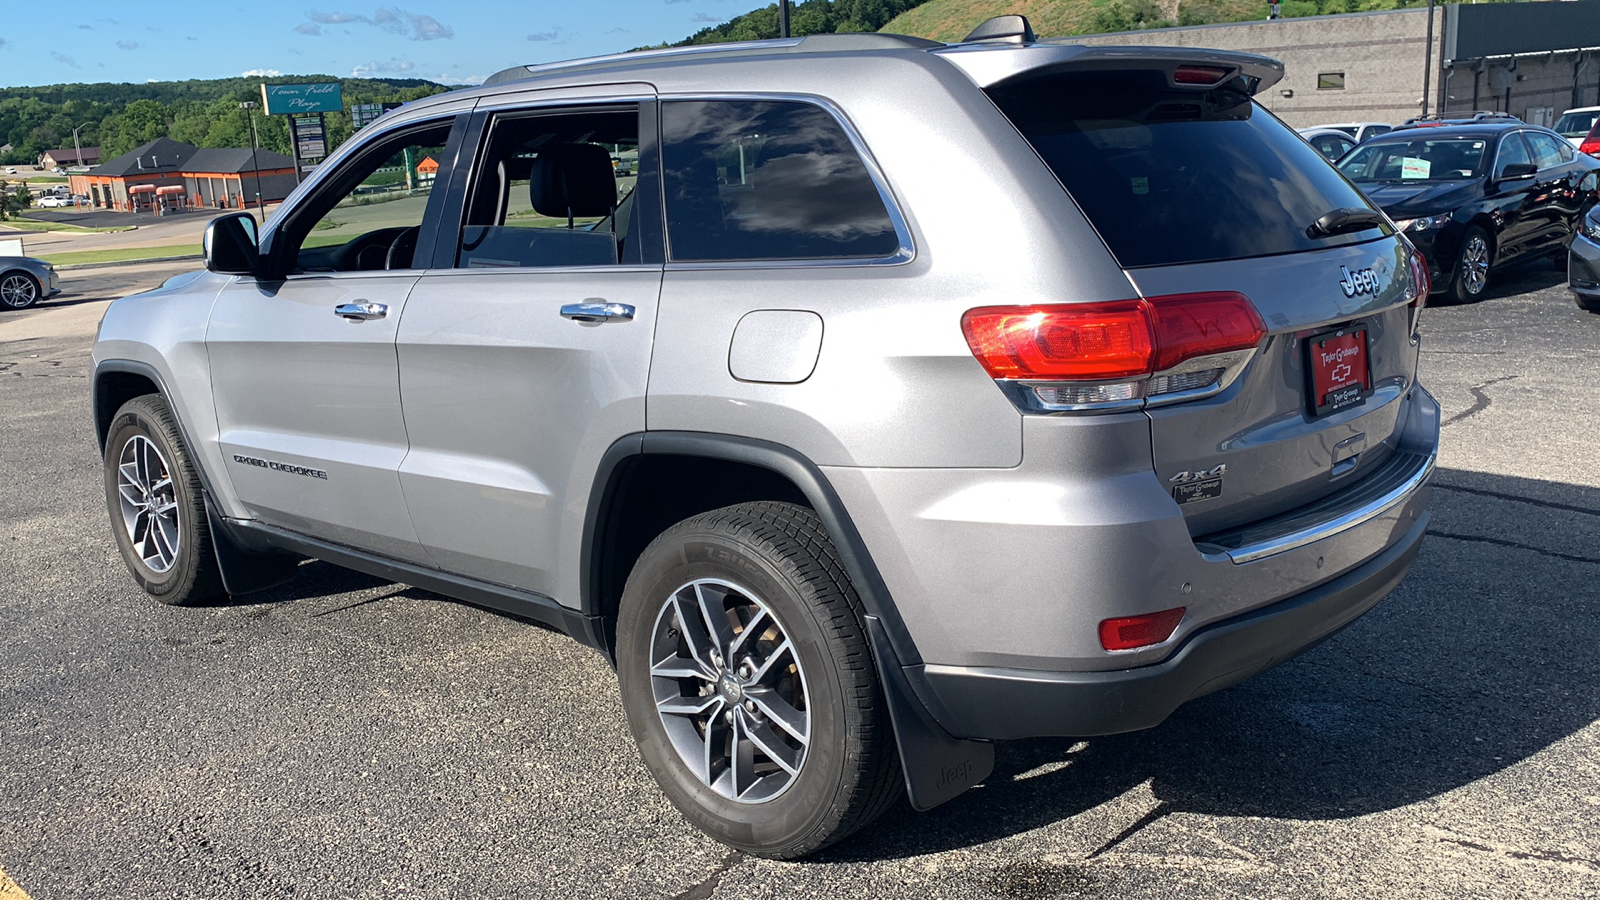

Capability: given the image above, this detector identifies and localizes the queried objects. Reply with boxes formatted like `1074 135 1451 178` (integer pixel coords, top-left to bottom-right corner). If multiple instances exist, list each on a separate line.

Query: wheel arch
583 431 995 810
92 360 166 452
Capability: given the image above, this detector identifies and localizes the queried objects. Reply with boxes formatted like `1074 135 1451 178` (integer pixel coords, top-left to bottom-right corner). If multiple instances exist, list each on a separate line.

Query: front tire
0 271 40 309
1451 227 1492 303
616 502 901 859
103 395 225 605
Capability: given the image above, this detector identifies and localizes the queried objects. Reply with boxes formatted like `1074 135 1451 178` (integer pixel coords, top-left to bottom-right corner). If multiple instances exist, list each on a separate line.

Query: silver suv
91 17 1438 858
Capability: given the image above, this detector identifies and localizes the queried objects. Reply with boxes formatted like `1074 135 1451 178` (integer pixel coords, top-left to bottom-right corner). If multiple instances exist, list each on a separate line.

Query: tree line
0 76 450 167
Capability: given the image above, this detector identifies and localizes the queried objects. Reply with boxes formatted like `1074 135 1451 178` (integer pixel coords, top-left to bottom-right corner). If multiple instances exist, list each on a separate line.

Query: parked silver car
90 16 1438 858
0 254 61 309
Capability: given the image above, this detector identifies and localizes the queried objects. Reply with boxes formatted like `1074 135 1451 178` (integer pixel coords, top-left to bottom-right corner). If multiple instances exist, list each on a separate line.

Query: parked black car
1569 204 1600 312
1336 122 1600 301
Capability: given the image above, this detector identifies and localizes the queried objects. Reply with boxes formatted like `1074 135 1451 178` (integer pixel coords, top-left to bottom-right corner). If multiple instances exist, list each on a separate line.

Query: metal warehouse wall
1066 7 1444 129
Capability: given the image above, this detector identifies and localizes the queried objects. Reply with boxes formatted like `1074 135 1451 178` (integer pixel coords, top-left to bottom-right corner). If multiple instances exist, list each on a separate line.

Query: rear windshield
985 71 1382 268
1555 111 1598 139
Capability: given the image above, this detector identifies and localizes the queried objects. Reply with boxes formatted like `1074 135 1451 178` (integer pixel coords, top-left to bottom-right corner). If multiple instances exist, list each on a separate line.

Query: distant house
69 138 296 212
40 147 101 169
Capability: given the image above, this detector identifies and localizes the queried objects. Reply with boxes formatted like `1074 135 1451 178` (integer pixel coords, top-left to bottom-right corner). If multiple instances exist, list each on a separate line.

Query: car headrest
529 143 615 219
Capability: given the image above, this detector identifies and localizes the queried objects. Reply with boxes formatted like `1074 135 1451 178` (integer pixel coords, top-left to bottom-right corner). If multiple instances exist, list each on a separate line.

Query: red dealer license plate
1306 324 1372 417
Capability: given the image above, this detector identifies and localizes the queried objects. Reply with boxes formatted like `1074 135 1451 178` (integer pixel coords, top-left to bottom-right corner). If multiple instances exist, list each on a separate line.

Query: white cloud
242 68 283 77
440 72 485 85
693 13 724 22
116 40 140 50
305 7 453 41
294 22 323 35
50 51 80 68
352 57 416 77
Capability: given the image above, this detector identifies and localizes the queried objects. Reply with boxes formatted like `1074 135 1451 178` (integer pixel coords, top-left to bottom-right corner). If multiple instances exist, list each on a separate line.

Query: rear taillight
962 293 1265 412
1100 607 1186 651
1399 234 1430 334
1581 132 1600 158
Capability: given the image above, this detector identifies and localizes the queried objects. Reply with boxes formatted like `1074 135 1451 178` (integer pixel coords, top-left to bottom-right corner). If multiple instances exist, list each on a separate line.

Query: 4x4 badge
1170 465 1226 505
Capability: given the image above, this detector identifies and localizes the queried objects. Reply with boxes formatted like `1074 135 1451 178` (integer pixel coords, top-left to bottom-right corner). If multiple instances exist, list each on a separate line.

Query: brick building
70 137 297 212
39 147 101 169
1069 1 1600 130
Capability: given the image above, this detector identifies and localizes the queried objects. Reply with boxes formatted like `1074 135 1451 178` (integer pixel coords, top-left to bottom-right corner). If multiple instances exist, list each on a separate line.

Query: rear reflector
1173 65 1229 85
1100 607 1186 651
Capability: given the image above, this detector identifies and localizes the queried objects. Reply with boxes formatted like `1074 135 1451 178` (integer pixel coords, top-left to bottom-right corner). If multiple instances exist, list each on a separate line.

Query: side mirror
203 212 260 275
1497 162 1537 181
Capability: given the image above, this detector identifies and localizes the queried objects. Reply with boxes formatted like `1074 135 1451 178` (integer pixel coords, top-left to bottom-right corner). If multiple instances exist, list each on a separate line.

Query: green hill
881 0 1518 42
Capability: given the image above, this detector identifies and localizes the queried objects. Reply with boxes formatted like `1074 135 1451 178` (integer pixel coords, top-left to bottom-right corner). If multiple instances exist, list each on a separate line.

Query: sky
0 1 746 88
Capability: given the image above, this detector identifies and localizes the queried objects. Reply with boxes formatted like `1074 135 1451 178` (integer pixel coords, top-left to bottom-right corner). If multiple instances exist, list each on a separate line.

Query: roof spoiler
935 40 1286 95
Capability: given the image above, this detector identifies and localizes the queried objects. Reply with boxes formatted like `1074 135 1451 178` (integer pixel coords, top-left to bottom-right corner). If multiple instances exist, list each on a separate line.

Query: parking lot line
0 867 34 900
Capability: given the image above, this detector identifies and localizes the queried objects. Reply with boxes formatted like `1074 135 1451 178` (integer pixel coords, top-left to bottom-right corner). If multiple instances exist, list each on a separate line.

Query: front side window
284 121 455 273
661 99 900 262
456 107 639 268
1338 138 1488 183
1494 133 1534 177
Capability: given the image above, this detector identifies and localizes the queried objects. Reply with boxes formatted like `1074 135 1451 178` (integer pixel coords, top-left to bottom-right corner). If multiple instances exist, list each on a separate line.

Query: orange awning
156 186 185 195
128 184 156 193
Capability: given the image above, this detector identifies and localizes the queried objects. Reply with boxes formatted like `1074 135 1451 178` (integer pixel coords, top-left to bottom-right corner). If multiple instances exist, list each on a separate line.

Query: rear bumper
915 511 1427 740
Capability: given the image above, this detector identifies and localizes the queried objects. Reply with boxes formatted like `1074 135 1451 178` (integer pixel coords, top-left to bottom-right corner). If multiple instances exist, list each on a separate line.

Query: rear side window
661 99 900 262
986 71 1380 268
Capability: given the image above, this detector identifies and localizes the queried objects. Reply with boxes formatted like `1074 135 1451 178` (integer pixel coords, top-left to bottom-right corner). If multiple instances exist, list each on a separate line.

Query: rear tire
0 271 40 309
103 395 226 606
615 502 901 859
1450 227 1492 303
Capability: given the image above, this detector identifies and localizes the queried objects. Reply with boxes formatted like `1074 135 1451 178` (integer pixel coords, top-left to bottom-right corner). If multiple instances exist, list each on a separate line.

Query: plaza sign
260 83 344 115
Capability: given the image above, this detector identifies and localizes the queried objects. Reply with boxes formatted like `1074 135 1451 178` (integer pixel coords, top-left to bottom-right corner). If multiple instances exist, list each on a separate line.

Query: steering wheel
385 226 420 270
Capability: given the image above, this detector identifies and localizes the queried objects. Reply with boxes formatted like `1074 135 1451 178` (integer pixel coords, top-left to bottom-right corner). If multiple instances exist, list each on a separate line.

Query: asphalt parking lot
2 260 1598 900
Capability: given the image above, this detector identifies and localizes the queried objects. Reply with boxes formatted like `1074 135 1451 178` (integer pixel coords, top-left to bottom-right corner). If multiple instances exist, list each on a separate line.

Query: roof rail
484 32 943 87
962 15 1037 45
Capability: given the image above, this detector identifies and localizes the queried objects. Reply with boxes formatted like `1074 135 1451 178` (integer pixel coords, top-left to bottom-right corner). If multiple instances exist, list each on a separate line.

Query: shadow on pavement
821 468 1600 861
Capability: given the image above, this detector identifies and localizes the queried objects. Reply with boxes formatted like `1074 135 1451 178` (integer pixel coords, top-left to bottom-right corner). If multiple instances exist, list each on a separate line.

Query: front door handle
560 302 635 323
335 302 388 321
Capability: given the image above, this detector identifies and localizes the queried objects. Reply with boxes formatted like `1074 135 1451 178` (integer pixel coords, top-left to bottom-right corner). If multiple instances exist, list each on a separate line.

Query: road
1 261 1598 899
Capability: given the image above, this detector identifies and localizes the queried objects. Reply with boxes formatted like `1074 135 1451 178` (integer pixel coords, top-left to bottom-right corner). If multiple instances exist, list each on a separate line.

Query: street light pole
240 100 265 218
70 121 90 207
779 0 790 37
1421 0 1437 118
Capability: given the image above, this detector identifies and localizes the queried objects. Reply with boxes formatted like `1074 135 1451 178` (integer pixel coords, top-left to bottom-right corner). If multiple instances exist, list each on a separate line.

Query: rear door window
984 70 1381 268
1525 131 1573 168
660 99 902 262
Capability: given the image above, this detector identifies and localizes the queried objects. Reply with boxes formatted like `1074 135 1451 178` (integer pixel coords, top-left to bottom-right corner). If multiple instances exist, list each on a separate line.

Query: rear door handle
560 302 635 323
335 302 388 321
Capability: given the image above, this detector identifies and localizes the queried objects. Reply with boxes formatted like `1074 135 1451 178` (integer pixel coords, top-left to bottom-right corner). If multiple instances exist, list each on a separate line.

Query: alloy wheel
0 273 38 308
1460 235 1489 296
116 435 181 574
649 578 811 804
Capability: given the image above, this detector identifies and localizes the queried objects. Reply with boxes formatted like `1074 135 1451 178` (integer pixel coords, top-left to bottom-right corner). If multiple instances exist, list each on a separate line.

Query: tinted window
661 100 900 262
1338 137 1488 182
987 70 1380 268
1525 131 1572 168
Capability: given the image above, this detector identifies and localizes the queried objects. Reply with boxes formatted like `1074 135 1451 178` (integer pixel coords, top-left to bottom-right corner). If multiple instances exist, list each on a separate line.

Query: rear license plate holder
1305 323 1372 418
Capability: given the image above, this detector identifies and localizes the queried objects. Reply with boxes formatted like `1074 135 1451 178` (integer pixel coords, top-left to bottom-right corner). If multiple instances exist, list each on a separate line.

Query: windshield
1555 112 1598 139
1337 138 1488 183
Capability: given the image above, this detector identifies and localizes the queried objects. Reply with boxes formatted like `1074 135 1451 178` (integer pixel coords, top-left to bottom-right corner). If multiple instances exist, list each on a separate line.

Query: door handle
560 302 635 323
335 302 388 321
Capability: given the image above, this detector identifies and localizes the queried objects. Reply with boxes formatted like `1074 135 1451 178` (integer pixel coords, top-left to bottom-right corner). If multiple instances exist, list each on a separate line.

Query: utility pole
1421 0 1437 118
780 0 790 37
240 100 265 218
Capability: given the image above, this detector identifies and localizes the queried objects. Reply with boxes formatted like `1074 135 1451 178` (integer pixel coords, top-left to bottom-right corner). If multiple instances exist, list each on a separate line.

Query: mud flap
864 615 994 811
205 498 301 596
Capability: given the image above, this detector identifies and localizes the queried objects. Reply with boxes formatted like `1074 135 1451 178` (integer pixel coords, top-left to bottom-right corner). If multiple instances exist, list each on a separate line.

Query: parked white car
34 196 74 208
1555 106 1600 148
1312 121 1394 142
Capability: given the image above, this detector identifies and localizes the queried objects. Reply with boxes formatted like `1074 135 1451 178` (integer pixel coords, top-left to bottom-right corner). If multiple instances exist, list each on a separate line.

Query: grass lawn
39 244 202 266
0 217 134 234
